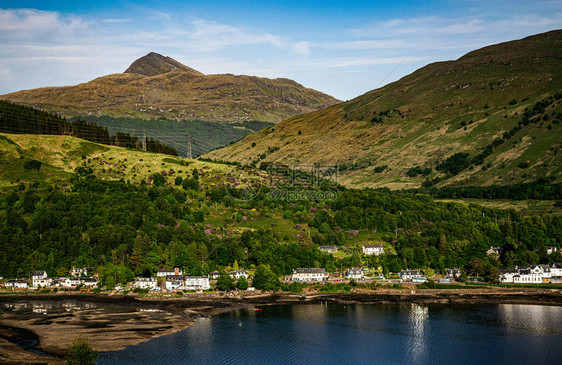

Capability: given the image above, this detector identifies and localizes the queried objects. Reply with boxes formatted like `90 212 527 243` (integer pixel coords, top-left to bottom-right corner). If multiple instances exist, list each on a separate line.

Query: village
1 244 560 292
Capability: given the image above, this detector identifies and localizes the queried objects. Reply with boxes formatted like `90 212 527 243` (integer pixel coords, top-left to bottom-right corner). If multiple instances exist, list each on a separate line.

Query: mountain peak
124 52 204 77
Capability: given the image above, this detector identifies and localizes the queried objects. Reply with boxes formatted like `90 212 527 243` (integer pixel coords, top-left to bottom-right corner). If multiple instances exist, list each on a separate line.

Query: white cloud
103 18 131 23
326 39 408 50
302 56 427 69
291 41 311 56
0 8 89 39
188 19 287 51
1 6 561 100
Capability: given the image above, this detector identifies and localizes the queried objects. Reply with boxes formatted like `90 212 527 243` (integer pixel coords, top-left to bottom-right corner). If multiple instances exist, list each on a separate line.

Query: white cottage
81 277 99 287
135 277 158 290
71 267 93 277
445 268 461 279
184 276 210 290
319 246 338 253
291 268 328 282
165 275 185 291
362 244 384 256
6 280 28 289
229 270 249 280
513 265 551 284
63 278 82 287
499 269 518 283
551 263 562 277
157 268 182 277
32 271 52 287
501 265 552 284
486 247 502 257
346 268 364 279
400 270 423 281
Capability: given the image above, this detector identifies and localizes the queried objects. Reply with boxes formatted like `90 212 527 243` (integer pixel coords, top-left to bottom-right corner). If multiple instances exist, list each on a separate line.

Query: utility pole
142 128 147 151
187 133 193 159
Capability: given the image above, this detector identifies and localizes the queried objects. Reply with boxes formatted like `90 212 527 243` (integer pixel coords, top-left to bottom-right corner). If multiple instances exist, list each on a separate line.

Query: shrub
373 165 387 173
437 153 470 175
24 159 42 170
66 336 97 365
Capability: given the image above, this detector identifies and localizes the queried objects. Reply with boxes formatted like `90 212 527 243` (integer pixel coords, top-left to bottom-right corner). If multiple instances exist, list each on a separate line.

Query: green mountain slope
0 52 340 123
0 133 228 189
204 30 562 189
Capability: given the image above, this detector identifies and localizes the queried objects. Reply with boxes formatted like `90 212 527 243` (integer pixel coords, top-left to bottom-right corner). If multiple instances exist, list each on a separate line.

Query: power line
375 49 415 89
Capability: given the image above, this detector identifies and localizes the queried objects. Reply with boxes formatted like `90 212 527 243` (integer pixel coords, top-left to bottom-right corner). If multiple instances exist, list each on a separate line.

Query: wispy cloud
0 8 89 38
187 19 287 51
103 18 131 23
1 5 561 100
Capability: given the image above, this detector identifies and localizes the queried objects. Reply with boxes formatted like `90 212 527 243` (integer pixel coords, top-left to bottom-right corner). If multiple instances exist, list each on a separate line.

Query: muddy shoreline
1 288 561 364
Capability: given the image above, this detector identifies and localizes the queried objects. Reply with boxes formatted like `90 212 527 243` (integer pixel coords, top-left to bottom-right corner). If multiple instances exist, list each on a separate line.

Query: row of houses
4 271 98 289
135 275 211 291
287 267 461 282
499 263 562 284
157 268 249 280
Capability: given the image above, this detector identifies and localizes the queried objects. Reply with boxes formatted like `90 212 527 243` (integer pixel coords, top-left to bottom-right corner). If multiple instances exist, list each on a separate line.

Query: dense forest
404 178 562 201
0 101 178 156
0 167 560 284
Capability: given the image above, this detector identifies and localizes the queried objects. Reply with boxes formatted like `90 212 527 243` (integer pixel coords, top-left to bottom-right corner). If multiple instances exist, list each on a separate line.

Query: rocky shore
1 288 561 364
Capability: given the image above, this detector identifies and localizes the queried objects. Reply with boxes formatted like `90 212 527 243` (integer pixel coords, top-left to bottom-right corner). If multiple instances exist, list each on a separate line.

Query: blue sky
0 1 561 100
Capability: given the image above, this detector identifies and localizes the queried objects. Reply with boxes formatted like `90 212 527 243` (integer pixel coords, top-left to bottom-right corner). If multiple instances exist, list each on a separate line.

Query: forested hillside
0 155 560 283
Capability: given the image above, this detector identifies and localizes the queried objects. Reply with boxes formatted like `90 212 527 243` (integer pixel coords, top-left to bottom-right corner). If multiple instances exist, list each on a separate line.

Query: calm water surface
98 303 562 364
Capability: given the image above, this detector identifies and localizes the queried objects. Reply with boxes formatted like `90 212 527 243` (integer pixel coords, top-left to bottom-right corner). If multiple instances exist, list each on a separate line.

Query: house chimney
174 267 180 275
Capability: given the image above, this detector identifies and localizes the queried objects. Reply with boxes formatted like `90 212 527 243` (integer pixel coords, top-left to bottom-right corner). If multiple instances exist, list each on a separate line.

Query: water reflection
498 304 561 335
406 304 429 363
2 300 98 315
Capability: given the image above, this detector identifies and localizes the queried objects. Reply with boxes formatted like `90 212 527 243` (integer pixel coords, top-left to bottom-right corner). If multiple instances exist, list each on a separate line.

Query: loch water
98 303 562 365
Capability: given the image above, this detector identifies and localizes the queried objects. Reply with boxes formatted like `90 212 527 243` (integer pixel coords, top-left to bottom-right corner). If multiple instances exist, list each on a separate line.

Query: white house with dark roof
71 267 93 277
362 244 384 256
157 268 182 277
5 280 28 289
499 269 518 283
445 268 461 279
501 265 551 283
346 268 364 279
32 271 52 287
292 268 329 282
81 277 98 287
546 246 558 255
399 270 423 281
165 275 185 290
319 246 338 253
551 263 562 276
135 277 158 290
486 247 502 257
229 270 249 280
63 278 82 287
184 276 210 290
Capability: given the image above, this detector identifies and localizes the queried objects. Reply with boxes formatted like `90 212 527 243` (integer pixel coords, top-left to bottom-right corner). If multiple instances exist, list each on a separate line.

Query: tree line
0 101 177 156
